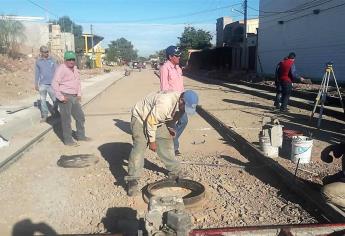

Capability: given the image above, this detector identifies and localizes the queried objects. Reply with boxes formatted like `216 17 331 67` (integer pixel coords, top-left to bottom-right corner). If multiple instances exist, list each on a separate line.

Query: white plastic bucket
290 136 313 164
259 135 278 158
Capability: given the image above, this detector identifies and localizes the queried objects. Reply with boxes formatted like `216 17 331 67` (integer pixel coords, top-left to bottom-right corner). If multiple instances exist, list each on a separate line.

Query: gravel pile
134 151 318 231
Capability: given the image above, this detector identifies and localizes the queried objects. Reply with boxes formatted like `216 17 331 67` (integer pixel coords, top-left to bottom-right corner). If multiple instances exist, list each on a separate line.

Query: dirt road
0 69 322 235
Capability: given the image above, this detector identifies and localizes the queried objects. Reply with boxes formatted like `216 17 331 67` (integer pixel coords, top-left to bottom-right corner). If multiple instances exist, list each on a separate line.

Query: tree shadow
101 207 145 235
98 142 169 190
113 119 131 135
12 219 57 236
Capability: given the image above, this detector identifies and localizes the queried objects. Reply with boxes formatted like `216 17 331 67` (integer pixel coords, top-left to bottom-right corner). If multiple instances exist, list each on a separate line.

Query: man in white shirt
125 90 199 196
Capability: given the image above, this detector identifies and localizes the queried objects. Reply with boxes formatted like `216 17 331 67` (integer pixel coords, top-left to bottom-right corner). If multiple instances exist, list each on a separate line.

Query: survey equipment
310 62 344 128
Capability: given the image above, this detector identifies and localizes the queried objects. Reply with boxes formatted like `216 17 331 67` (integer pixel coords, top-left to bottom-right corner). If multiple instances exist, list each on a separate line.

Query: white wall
21 22 49 52
258 0 345 82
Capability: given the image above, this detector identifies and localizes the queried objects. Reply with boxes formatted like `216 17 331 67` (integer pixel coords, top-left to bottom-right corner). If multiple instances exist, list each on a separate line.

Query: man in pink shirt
52 51 90 146
159 46 186 156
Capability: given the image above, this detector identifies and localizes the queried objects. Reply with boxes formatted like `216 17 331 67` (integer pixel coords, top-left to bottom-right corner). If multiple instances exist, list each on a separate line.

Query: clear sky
1 0 259 56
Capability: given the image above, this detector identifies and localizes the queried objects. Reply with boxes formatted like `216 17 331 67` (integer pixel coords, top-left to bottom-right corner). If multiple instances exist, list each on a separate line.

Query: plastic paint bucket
259 135 278 158
281 129 304 157
290 136 313 164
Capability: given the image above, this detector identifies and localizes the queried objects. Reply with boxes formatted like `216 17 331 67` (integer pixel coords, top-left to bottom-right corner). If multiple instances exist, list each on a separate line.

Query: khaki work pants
127 116 180 179
322 182 345 211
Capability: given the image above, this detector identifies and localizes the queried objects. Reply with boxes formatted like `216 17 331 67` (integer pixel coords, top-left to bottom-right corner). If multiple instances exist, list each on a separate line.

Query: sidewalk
186 72 344 121
0 70 125 166
184 73 344 183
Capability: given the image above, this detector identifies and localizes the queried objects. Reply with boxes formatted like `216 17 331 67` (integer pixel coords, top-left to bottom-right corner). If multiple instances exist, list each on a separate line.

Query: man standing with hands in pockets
52 51 91 146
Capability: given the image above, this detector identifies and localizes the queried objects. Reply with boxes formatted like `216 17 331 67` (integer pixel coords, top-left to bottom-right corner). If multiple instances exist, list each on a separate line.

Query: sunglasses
66 59 75 61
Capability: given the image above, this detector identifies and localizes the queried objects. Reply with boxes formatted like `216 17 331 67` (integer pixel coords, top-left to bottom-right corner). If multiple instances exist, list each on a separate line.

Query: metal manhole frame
142 178 206 206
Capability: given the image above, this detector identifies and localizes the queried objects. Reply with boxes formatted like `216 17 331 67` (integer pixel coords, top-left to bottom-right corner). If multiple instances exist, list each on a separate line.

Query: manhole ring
143 179 205 206
57 154 99 168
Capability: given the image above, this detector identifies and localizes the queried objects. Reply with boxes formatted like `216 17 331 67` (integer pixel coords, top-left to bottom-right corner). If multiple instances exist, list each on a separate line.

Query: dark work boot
127 180 139 196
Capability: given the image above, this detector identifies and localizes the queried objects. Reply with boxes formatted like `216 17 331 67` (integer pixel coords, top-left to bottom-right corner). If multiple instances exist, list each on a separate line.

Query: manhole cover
143 179 205 206
57 154 99 168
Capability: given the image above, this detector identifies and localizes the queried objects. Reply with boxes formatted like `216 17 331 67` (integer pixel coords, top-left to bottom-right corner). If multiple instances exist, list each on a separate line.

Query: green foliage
178 26 212 65
138 56 147 62
106 38 137 62
0 17 26 57
149 49 165 62
50 16 83 36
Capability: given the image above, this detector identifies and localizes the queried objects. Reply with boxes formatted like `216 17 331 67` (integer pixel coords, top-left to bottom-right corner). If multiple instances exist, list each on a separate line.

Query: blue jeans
174 112 188 151
39 84 57 118
281 83 292 110
274 83 282 108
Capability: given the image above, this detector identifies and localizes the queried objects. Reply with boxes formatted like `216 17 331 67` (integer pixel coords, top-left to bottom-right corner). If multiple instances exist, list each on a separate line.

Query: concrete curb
186 73 344 121
197 105 345 223
0 71 125 171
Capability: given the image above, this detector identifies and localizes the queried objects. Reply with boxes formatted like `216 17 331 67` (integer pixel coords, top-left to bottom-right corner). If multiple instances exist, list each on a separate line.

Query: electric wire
250 0 331 14
258 0 342 24
259 1 345 29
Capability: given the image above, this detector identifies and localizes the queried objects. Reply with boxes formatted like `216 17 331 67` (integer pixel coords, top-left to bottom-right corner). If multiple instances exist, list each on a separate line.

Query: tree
50 16 83 52
106 38 137 62
149 49 165 62
0 16 26 57
178 26 212 65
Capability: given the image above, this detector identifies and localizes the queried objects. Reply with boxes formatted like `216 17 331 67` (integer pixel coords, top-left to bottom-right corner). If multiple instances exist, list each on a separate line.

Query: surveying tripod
310 62 345 128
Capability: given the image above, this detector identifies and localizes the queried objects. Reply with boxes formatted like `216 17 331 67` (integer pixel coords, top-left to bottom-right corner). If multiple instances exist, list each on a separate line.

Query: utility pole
243 0 248 70
90 24 95 68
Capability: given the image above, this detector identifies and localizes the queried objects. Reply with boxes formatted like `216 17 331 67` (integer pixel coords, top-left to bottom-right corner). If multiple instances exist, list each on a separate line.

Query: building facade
216 17 233 47
258 0 345 82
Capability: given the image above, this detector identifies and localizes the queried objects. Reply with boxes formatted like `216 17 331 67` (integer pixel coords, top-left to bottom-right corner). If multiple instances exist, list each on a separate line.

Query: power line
25 0 59 18
259 1 345 30
250 0 333 14
258 0 342 24
76 3 242 24
284 2 345 23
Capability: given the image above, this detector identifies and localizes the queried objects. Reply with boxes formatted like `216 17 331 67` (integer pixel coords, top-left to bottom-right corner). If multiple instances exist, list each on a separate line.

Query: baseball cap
183 90 199 115
64 51 76 60
166 46 181 57
40 46 49 52
288 52 296 59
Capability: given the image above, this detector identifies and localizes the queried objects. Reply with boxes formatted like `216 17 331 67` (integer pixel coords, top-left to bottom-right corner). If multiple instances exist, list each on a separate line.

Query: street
1 69 337 234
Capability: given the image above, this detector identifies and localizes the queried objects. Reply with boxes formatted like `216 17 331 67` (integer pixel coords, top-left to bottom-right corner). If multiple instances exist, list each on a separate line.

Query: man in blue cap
160 45 188 156
125 90 199 196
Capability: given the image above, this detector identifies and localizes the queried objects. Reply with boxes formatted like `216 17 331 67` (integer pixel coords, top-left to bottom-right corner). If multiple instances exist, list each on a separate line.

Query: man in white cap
34 45 58 122
125 90 199 196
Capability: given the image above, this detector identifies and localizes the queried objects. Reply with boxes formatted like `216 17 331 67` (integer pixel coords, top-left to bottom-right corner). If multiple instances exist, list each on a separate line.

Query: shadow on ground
113 119 131 135
12 219 57 236
102 207 145 235
98 142 169 190
223 98 345 144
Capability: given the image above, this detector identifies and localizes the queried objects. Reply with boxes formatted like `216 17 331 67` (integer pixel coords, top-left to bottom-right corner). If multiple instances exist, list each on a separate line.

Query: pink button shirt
159 60 184 92
52 63 81 101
